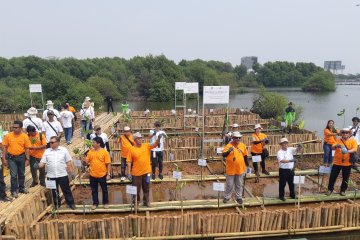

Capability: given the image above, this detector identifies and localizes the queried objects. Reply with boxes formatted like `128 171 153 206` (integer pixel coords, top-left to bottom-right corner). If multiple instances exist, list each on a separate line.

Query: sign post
213 182 225 213
126 185 138 214
318 165 331 193
29 84 45 111
183 82 199 129
294 175 305 208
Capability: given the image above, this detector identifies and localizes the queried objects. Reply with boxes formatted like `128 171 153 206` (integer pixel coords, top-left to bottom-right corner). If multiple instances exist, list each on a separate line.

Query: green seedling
337 108 346 127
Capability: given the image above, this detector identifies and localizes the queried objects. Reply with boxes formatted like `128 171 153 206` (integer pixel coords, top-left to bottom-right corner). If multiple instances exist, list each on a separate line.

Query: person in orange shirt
84 136 111 210
250 124 270 182
126 132 161 207
323 120 339 166
326 128 358 196
222 131 249 204
2 120 31 198
27 125 47 187
119 126 134 181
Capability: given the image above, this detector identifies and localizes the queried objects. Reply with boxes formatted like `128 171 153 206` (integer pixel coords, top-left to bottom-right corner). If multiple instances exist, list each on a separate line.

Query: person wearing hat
251 124 270 181
284 102 296 134
80 99 95 139
27 125 47 187
43 100 60 122
350 117 360 167
42 110 63 148
118 126 134 181
126 132 162 207
2 120 31 198
222 131 249 204
23 107 43 133
90 125 110 151
277 137 303 201
150 121 167 180
326 128 358 196
60 104 75 145
224 123 240 144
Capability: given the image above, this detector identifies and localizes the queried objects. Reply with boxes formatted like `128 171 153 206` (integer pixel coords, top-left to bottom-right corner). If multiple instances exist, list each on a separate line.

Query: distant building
324 61 345 74
241 56 258 70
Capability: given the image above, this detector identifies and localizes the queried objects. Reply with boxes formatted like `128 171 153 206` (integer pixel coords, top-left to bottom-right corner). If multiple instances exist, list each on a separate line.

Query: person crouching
222 131 249 205
84 136 111 210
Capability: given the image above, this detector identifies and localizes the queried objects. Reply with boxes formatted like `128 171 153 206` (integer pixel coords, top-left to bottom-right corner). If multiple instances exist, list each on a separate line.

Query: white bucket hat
124 126 131 131
46 100 54 106
280 138 289 144
232 123 239 128
232 131 243 138
149 130 155 136
27 107 38 115
341 127 351 132
133 132 142 139
254 124 263 130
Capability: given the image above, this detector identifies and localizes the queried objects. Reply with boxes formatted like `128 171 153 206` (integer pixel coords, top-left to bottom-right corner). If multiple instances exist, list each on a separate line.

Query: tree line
0 55 335 112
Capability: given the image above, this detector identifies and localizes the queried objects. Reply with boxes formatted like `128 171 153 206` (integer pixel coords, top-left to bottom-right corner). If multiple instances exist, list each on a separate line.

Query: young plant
337 108 346 127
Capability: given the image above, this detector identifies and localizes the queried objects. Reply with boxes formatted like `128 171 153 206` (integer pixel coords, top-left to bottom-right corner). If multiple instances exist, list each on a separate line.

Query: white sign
319 166 331 174
175 82 186 90
169 152 174 161
246 167 252 174
203 86 229 104
184 82 199 94
213 182 225 192
252 155 262 163
216 147 224 154
173 171 182 179
281 122 286 127
45 180 57 189
332 150 335 157
126 185 137 195
73 160 82 167
294 176 305 184
209 109 214 113
29 84 42 93
198 159 207 166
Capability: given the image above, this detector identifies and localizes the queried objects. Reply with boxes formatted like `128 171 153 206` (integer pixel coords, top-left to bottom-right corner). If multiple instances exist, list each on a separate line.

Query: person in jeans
323 120 339 166
27 125 47 187
60 105 74 145
150 121 167 180
84 137 111 210
2 120 31 198
80 100 95 139
0 136 12 202
326 128 358 196
222 131 249 205
126 132 161 207
38 136 76 209
119 126 134 181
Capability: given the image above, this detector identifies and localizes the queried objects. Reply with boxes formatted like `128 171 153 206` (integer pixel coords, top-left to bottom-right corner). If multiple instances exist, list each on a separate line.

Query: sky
0 0 359 73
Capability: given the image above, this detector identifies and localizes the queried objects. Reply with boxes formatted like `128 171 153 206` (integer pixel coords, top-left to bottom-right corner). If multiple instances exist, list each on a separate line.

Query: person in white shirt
60 105 75 145
37 136 75 209
350 117 360 166
90 125 110 151
22 107 43 133
150 121 167 180
224 123 239 144
80 100 95 139
43 100 61 122
42 110 63 147
276 137 303 201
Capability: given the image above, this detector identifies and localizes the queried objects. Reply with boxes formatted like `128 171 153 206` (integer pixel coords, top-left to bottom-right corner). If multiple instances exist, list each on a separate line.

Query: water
107 85 360 138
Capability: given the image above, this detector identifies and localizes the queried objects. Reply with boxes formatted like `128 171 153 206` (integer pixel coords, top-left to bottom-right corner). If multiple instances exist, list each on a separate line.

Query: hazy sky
1 0 359 73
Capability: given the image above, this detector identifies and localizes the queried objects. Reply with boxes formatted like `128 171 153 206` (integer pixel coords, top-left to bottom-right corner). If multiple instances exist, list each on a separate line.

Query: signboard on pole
203 86 229 104
29 84 42 93
184 82 199 94
175 82 186 90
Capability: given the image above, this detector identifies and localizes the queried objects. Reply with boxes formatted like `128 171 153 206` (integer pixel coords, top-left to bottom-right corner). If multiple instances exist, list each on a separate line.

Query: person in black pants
326 128 358 196
276 137 303 201
105 96 114 114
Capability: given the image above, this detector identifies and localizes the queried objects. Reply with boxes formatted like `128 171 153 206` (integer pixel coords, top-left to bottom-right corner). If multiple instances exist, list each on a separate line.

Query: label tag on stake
213 182 225 191
126 185 137 195
252 155 262 163
173 171 182 179
319 166 331 174
294 176 305 184
45 180 56 189
198 159 207 166
216 147 224 154
73 159 82 168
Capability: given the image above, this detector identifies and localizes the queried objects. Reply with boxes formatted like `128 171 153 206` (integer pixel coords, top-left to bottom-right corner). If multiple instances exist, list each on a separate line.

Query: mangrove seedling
337 108 346 127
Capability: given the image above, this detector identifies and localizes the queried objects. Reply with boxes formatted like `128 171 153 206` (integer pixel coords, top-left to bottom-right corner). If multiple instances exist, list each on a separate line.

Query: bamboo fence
12 203 360 239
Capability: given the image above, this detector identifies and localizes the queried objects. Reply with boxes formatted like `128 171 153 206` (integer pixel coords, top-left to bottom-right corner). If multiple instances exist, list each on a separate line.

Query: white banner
203 86 229 104
29 84 42 93
175 82 186 90
184 82 199 94
213 182 225 192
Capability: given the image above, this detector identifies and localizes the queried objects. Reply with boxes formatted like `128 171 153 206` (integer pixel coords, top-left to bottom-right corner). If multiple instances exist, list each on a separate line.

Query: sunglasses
12 126 20 129
49 141 57 144
233 137 241 140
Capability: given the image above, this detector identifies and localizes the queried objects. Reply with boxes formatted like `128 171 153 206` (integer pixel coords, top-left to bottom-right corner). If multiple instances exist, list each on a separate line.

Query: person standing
23 107 43 133
27 125 47 187
42 110 63 148
224 123 240 144
326 128 358 196
277 137 303 201
284 102 296 133
0 135 11 201
90 125 110 151
251 124 270 182
60 105 75 145
105 96 114 114
65 102 77 137
222 131 249 204
350 117 360 168
119 126 134 181
38 136 76 209
126 132 161 207
43 100 61 122
80 100 95 139
2 120 31 198
84 137 111 210
151 121 167 180
323 120 339 166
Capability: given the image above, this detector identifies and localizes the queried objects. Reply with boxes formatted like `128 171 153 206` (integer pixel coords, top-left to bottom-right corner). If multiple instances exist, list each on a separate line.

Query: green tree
87 76 122 100
302 71 336 92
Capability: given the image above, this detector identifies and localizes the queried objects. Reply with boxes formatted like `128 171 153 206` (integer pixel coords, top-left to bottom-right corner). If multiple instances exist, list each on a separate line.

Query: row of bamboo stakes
11 203 360 239
129 108 256 117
